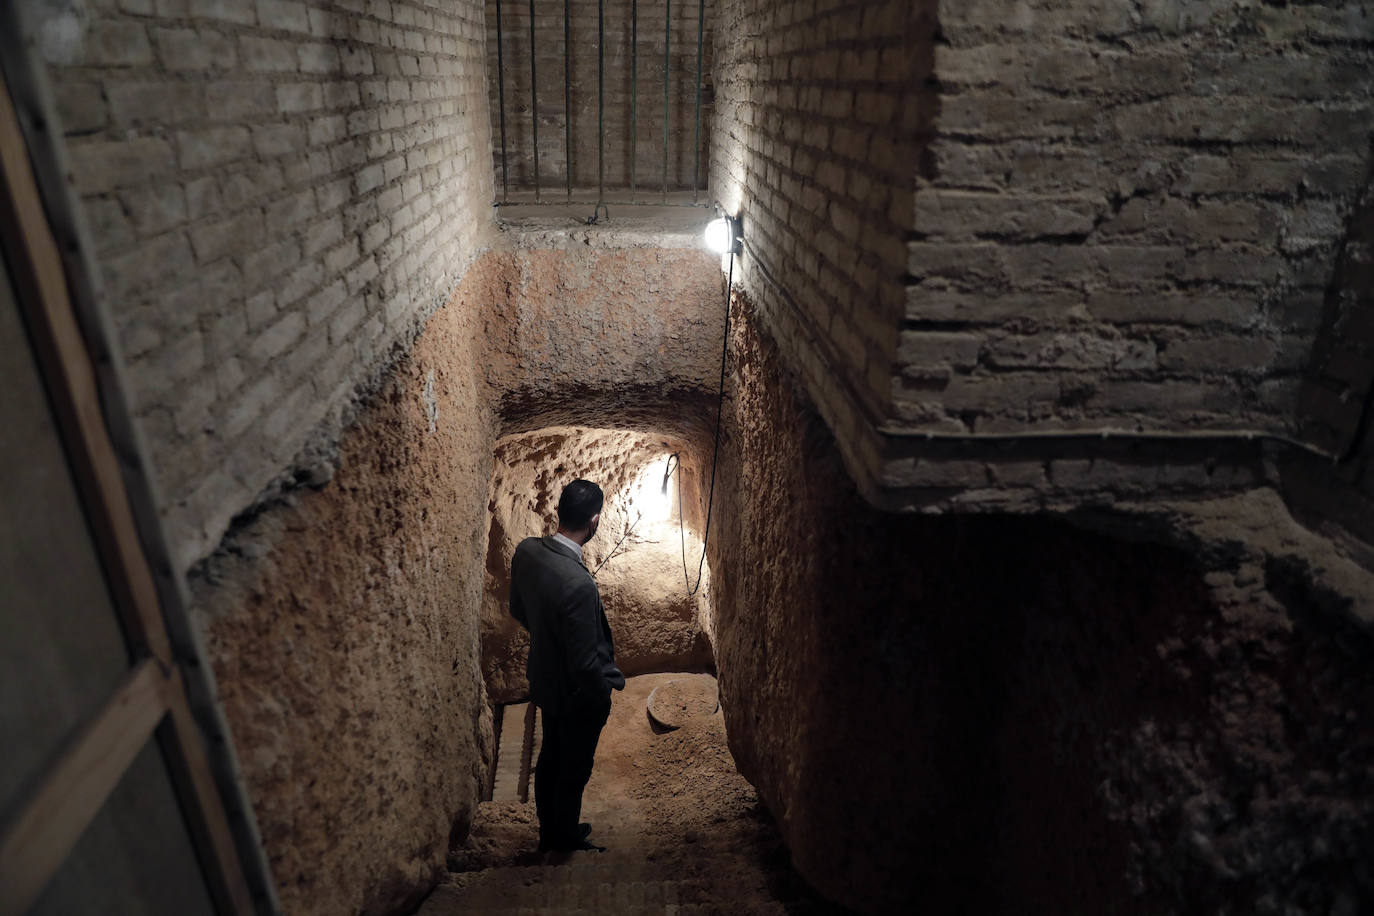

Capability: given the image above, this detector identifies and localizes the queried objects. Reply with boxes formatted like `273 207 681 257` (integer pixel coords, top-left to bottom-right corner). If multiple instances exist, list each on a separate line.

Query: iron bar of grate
598 0 605 204
630 0 637 201
496 0 508 202
692 0 704 202
564 0 571 199
662 0 670 201
529 0 540 201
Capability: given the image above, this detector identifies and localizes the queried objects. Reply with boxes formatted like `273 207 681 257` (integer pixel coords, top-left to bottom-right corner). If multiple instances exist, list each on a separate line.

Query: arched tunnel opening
480 424 718 703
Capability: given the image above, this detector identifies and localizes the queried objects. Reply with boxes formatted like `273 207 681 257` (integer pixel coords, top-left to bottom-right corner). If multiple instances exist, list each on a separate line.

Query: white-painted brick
256 0 310 32
42 0 494 577
189 0 257 25
177 126 252 170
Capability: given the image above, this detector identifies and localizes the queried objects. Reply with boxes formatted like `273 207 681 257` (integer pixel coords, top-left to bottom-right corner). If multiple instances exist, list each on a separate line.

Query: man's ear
589 512 601 529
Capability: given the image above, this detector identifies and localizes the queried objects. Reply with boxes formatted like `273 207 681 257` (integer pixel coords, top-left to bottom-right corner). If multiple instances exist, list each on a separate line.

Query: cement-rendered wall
33 0 495 572
485 0 715 196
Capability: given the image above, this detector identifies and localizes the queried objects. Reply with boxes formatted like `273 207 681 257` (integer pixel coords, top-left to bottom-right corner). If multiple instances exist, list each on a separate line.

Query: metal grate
488 0 711 209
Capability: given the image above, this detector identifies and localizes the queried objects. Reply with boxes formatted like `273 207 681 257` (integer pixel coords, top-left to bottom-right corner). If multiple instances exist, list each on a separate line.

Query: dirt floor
420 673 850 914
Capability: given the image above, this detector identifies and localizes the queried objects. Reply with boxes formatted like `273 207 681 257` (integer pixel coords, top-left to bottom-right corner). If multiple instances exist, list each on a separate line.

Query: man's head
556 479 604 543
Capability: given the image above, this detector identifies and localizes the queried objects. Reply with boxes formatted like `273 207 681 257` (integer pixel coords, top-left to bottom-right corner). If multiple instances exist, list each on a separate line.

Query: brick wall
712 0 1374 505
710 0 934 488
37 0 495 570
486 0 714 198
907 0 1374 438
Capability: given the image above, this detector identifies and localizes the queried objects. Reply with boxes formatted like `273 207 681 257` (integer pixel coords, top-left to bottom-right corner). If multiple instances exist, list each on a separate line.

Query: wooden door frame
0 17 278 916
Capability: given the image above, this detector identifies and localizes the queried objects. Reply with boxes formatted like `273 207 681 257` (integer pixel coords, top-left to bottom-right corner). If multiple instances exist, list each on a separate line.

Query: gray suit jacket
510 535 625 714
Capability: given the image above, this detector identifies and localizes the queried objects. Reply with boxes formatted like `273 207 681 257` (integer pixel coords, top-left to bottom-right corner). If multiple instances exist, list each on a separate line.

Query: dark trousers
534 696 610 845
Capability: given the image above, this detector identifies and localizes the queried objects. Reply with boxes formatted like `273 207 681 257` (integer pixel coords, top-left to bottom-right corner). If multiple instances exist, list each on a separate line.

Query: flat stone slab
646 676 719 730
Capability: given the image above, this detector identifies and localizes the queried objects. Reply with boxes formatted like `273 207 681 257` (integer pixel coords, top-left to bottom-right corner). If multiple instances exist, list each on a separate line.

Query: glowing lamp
630 455 675 522
704 215 741 255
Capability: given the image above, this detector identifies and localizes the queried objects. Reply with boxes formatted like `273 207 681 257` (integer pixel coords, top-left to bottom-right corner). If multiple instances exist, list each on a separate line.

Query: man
510 479 626 852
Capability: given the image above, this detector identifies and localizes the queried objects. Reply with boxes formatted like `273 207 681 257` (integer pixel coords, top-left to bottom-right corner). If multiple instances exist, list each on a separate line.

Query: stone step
422 863 788 914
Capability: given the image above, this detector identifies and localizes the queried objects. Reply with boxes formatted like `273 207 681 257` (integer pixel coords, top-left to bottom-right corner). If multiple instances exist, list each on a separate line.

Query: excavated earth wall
186 240 723 915
710 292 1374 914
189 277 496 916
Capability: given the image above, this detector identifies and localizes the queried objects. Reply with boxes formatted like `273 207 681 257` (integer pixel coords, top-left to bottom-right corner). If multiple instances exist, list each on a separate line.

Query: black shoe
537 830 603 853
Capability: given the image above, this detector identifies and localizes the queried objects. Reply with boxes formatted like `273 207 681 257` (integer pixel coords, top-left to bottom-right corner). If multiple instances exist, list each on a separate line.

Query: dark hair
557 479 604 530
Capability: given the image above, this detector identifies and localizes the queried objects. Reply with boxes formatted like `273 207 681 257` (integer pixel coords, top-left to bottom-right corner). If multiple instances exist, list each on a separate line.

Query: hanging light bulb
704 215 740 255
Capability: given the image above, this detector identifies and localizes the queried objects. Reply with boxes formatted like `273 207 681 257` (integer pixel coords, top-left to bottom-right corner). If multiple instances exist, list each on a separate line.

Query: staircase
417 674 843 915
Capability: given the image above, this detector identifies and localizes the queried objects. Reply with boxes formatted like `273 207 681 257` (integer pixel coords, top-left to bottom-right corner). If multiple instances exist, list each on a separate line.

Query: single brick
912 190 1101 241
276 259 325 307
303 215 344 256
240 35 298 72
108 82 206 129
68 137 176 194
898 331 984 372
119 183 189 235
328 296 368 343
220 162 285 210
308 114 348 147
355 163 385 194
240 237 300 280
305 279 347 324
299 42 342 74
1158 335 1281 373
205 81 278 120
178 126 253 170
54 80 108 135
83 198 136 256
250 311 305 362
265 188 317 226
253 123 306 158
256 0 311 32
102 231 197 298
222 373 283 439
153 27 238 71
190 209 266 263
188 0 257 26
245 289 277 326
81 21 155 67
276 82 324 112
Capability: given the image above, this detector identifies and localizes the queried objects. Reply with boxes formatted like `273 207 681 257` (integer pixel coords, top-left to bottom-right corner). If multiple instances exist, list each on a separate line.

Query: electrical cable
592 510 642 577
674 245 734 596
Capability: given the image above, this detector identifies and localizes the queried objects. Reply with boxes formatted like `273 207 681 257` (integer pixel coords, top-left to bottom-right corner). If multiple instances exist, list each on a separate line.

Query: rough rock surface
709 294 1374 914
189 290 497 916
480 244 727 435
481 427 715 703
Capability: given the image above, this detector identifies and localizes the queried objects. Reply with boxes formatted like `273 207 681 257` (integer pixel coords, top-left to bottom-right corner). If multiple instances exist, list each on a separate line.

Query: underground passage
3 0 1374 914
